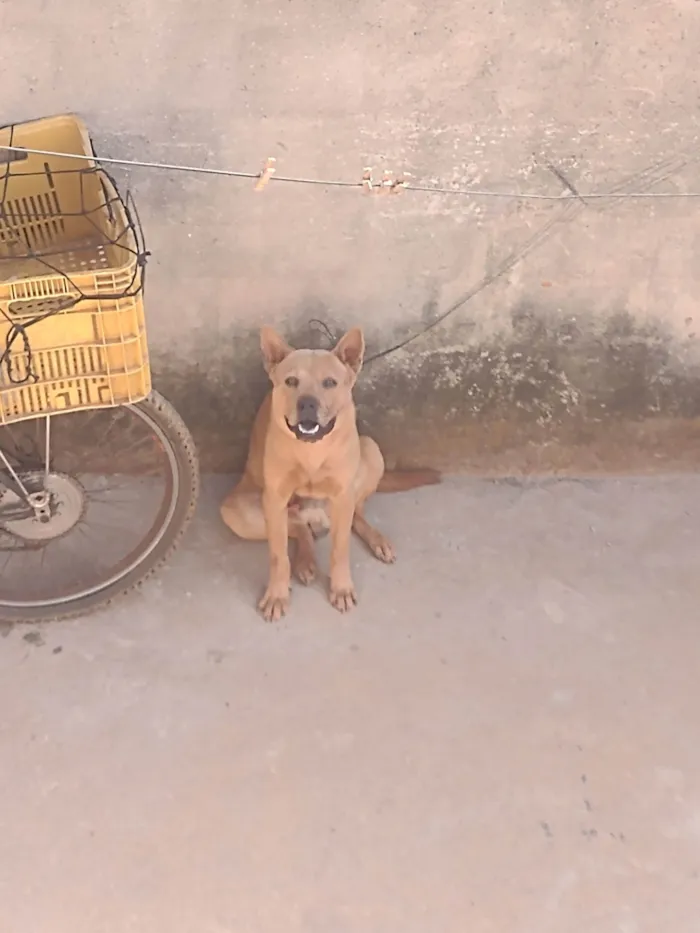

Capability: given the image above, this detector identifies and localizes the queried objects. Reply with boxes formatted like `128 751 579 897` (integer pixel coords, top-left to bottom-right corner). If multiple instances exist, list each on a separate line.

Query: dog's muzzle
285 417 337 443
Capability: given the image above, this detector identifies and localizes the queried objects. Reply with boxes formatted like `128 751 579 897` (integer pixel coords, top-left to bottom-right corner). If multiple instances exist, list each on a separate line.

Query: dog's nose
297 395 319 422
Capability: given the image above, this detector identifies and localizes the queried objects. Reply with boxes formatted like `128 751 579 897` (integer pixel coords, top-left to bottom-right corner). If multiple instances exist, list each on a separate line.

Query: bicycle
0 114 200 623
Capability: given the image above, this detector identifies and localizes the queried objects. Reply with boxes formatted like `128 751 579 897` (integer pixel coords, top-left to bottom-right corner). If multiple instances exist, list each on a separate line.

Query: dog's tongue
298 421 320 436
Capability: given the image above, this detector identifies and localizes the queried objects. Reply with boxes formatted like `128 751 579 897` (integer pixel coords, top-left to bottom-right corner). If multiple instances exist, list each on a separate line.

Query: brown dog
220 326 439 621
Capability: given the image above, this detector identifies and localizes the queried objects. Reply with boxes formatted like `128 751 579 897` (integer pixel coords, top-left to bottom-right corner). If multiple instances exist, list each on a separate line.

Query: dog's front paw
258 584 290 622
329 584 357 613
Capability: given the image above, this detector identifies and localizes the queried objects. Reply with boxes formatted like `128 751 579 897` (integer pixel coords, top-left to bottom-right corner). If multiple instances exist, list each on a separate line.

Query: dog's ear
260 327 294 374
333 327 365 375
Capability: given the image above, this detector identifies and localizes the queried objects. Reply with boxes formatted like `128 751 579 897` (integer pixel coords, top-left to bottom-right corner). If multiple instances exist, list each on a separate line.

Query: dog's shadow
190 476 266 604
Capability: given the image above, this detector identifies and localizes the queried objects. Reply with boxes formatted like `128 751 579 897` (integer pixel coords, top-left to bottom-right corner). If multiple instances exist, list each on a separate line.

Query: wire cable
2 144 700 201
3 141 697 367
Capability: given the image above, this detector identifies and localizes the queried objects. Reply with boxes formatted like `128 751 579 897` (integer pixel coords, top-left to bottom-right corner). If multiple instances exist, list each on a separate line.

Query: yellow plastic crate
0 113 150 425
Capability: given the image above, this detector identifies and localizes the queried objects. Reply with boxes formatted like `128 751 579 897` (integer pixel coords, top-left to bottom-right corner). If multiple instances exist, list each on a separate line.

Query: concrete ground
1 475 700 933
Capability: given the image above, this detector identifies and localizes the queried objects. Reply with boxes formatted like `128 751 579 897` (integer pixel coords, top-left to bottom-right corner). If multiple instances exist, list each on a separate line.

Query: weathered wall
4 0 700 472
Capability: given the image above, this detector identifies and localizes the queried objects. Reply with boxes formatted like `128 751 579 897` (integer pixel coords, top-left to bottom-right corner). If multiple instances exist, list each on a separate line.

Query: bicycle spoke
44 415 51 482
84 494 138 507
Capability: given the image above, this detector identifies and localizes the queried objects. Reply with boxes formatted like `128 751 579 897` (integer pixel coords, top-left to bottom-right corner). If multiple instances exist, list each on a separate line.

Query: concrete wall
6 0 700 472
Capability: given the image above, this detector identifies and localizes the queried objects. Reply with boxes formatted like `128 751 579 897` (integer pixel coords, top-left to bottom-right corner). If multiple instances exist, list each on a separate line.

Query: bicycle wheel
0 389 199 623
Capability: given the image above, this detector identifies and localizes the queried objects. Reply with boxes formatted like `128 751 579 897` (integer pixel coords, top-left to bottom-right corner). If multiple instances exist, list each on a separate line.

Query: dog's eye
322 377 338 389
285 376 299 388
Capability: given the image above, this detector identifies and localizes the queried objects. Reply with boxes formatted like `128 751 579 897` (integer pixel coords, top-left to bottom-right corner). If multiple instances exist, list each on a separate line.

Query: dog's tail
377 469 441 493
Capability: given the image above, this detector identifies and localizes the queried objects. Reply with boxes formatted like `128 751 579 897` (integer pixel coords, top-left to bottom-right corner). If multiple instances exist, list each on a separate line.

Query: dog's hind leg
289 507 317 585
220 476 268 541
351 437 396 564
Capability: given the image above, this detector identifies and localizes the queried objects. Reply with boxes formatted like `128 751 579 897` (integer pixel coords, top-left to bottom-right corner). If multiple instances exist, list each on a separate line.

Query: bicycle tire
0 389 200 624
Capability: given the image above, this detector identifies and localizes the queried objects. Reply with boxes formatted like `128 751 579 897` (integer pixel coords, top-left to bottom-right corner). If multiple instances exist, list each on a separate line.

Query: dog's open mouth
285 417 337 442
